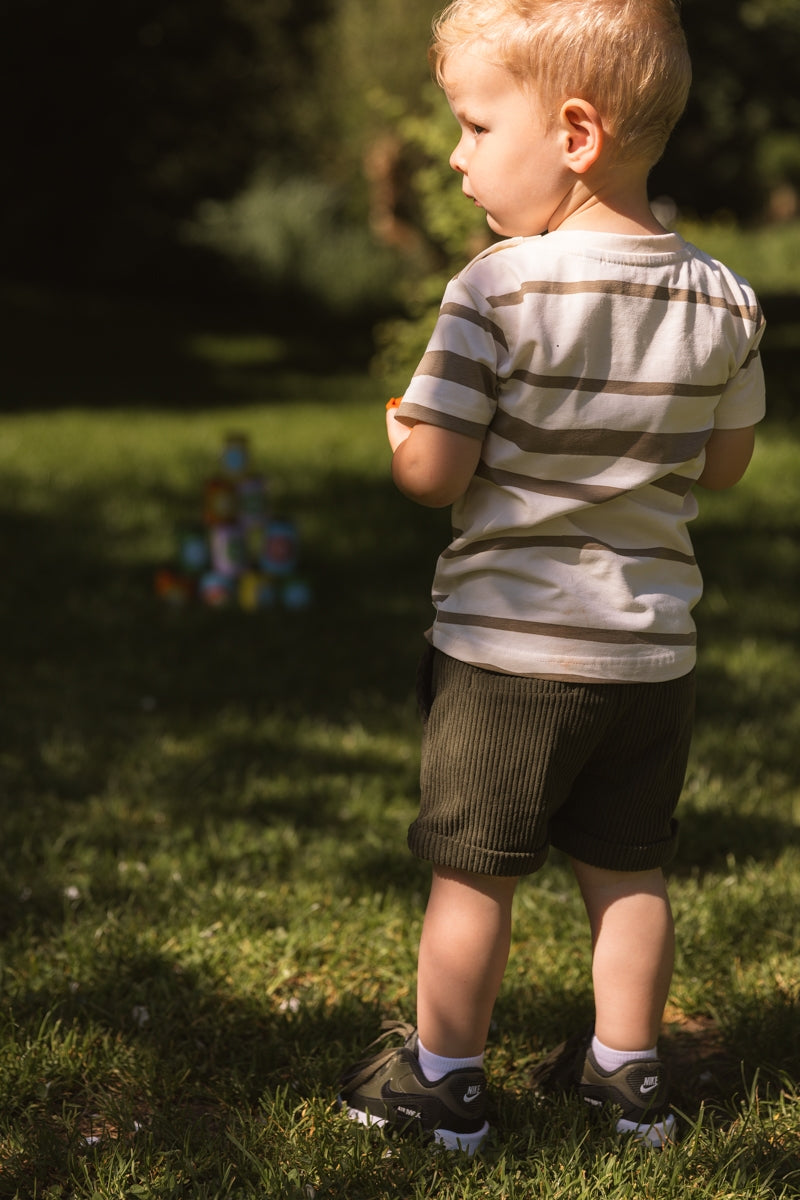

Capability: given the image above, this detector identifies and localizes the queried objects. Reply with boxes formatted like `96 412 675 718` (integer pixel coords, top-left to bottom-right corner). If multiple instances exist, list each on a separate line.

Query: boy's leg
337 862 509 1153
417 864 518 1058
570 859 674 1049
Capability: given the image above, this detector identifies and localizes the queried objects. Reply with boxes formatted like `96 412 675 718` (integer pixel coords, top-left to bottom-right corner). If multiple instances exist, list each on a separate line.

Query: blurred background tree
0 0 330 289
2 0 799 351
651 0 800 220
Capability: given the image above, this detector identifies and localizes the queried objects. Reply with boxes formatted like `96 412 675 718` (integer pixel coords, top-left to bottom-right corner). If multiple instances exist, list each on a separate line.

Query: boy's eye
472 124 486 135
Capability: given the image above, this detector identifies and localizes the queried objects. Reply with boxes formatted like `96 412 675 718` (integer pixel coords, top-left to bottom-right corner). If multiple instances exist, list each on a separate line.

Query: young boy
338 0 765 1154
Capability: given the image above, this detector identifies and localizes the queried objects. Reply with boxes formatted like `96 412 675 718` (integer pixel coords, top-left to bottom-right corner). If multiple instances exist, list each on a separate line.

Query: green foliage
394 93 490 265
308 0 435 165
5 0 800 306
368 89 492 389
316 0 800 228
676 219 800 292
1 0 328 285
183 172 402 319
651 0 800 217
0 282 798 1194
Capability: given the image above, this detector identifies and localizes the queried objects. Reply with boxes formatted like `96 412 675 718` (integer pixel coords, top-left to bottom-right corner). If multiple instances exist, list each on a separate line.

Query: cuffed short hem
407 825 550 877
550 817 680 873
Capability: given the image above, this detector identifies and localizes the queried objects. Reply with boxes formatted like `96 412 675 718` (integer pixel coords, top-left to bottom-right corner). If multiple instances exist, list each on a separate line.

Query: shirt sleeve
712 277 767 429
396 270 504 439
713 336 767 429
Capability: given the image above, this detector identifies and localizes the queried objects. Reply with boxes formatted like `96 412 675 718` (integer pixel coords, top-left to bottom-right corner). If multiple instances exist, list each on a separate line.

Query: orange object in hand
386 397 403 410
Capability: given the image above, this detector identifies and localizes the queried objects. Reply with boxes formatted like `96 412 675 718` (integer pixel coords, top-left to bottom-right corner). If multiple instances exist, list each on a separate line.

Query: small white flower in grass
119 861 149 877
64 885 81 902
278 996 301 1013
131 1005 150 1027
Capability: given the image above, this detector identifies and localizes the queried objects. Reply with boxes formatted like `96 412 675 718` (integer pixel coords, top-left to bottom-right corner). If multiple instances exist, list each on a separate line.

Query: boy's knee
570 858 666 895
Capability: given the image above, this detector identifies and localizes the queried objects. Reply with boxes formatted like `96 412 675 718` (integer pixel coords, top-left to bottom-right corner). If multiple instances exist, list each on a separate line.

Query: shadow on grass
1 953 796 1192
0 282 378 413
0 954 361 1191
0 457 445 950
760 291 800 424
5 453 795 854
1 282 797 418
1 404 797 918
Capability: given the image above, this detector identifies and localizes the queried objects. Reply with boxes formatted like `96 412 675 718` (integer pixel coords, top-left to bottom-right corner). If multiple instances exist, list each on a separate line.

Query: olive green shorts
408 647 695 877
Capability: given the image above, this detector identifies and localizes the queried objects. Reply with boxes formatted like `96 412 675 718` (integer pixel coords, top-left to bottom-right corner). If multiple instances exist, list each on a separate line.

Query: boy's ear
559 98 604 174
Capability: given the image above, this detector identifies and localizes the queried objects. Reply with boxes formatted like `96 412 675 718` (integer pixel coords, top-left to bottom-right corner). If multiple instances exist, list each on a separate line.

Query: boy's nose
450 140 466 173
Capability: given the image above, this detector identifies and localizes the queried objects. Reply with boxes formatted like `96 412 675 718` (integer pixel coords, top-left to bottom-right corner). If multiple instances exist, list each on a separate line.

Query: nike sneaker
531 1028 676 1146
337 1020 489 1155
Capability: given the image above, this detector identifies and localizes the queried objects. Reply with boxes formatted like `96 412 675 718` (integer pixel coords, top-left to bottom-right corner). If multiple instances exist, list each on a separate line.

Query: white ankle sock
416 1037 484 1082
591 1035 657 1073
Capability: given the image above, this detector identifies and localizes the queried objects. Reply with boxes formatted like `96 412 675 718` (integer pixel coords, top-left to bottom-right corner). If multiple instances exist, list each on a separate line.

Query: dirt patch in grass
661 1004 742 1111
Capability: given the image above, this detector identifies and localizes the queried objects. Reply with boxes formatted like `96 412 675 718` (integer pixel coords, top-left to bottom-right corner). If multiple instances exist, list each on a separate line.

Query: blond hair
430 0 691 167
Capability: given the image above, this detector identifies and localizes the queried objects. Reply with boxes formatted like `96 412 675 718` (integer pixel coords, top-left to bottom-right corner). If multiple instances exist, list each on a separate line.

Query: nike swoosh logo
639 1082 660 1095
463 1091 483 1104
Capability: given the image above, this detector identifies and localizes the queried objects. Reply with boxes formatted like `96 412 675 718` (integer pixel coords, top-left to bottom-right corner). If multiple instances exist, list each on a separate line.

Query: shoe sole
617 1111 676 1147
340 1098 489 1155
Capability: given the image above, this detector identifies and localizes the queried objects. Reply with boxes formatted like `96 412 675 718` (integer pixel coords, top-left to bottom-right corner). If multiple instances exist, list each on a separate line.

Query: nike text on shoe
337 1021 489 1155
531 1030 676 1147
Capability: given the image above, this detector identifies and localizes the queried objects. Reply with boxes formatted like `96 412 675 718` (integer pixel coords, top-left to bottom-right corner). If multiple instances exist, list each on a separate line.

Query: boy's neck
548 160 667 237
553 205 668 237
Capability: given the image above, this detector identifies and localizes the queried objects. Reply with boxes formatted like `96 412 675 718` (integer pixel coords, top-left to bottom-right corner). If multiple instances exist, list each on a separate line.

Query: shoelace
339 1020 416 1090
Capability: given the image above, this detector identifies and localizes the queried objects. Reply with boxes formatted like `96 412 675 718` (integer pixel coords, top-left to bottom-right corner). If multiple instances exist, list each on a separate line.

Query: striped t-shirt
396 230 766 683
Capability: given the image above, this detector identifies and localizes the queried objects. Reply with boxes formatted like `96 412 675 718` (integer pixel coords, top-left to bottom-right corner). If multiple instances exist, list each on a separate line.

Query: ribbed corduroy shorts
408 647 695 877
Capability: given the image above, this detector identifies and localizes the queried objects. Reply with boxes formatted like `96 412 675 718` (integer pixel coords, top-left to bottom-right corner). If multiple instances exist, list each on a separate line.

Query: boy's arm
387 408 483 508
695 425 756 490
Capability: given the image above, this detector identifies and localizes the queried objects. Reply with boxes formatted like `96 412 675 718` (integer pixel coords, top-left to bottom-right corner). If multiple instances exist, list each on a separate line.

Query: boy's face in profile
443 44 570 236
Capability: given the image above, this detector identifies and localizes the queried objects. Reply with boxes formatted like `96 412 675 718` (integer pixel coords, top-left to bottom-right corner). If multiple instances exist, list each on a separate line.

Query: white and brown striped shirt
397 230 766 682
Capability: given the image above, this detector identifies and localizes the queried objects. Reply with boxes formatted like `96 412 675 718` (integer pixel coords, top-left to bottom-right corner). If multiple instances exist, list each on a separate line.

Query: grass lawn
0 275 798 1198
